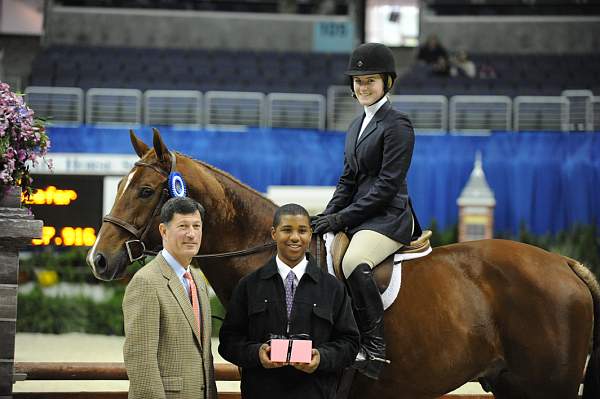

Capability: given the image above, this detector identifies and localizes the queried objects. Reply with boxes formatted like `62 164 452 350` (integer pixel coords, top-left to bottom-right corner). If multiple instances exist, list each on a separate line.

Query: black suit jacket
218 255 359 399
324 100 422 244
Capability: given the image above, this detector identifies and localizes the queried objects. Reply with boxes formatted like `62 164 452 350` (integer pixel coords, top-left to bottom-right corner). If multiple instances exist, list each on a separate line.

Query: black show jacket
324 100 422 244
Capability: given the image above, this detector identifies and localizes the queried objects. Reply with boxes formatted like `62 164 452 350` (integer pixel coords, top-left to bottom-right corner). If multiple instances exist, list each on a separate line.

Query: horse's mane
178 152 278 208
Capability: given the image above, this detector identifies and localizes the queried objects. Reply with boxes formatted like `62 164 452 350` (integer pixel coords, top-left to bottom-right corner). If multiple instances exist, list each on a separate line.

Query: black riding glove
313 213 345 235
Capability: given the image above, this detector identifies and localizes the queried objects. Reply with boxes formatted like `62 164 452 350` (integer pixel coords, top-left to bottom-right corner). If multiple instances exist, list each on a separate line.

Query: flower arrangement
0 82 51 198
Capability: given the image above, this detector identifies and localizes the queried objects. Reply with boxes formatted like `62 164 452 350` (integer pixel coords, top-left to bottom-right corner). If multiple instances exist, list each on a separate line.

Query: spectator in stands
312 43 423 380
416 34 449 76
450 50 477 78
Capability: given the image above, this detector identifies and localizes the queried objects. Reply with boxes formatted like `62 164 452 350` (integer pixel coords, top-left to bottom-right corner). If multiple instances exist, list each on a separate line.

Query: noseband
102 151 276 264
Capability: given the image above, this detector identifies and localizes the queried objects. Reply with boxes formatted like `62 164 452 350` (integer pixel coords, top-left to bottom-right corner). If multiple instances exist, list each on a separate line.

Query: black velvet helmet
345 43 397 80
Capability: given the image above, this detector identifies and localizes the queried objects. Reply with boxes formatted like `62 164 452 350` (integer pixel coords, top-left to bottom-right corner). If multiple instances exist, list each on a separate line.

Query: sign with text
313 20 354 53
28 175 103 248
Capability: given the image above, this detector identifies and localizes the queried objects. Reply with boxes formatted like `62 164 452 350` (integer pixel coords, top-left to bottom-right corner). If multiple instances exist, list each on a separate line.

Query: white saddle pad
323 232 432 310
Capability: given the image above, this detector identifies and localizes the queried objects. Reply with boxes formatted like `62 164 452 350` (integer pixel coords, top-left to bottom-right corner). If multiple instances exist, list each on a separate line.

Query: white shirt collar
276 255 308 283
359 96 388 138
162 248 190 280
364 95 388 119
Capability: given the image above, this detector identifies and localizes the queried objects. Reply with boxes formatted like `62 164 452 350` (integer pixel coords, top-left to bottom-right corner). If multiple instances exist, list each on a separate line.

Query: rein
143 241 277 260
102 151 276 263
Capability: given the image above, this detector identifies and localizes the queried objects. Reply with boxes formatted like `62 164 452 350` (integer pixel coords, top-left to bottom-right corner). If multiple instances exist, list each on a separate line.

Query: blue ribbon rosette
168 172 187 198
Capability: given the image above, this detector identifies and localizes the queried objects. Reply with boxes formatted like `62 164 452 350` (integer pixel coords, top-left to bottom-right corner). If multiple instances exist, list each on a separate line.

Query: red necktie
183 271 201 335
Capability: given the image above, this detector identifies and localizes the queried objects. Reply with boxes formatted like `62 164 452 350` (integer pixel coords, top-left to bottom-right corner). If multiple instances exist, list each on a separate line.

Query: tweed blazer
123 253 216 399
324 100 422 244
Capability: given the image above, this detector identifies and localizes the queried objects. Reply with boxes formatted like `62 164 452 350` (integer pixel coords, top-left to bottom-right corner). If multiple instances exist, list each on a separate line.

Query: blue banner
46 126 600 236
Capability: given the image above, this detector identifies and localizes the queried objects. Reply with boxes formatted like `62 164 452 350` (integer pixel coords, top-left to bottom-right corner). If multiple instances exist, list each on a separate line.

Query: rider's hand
313 213 345 235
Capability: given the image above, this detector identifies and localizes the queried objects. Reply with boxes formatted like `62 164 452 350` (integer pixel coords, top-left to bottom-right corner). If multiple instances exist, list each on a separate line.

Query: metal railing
204 91 265 130
267 93 326 130
593 96 600 131
144 90 202 128
327 85 361 132
23 85 600 133
24 87 84 126
562 89 594 131
391 95 448 134
513 96 569 132
449 95 512 134
86 88 142 126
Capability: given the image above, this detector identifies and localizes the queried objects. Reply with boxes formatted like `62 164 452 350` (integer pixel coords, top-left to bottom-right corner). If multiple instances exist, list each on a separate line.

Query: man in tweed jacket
123 197 216 399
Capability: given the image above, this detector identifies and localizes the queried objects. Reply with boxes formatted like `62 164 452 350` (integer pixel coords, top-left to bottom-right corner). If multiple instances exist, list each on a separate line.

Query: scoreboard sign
27 174 103 247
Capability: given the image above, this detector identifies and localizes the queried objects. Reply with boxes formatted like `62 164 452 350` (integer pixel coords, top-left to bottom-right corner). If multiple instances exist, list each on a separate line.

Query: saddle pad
323 232 432 310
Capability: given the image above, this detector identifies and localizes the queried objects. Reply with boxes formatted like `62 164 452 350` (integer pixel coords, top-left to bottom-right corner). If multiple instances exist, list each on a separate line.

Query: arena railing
24 86 598 133
144 90 203 128
204 91 266 130
449 95 512 135
24 86 84 126
390 95 448 134
85 88 143 127
513 96 570 132
326 85 361 132
266 93 326 130
562 89 594 132
593 96 600 131
11 361 499 399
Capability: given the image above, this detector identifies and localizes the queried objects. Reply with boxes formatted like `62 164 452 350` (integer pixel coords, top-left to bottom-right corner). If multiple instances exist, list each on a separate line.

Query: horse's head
87 128 175 280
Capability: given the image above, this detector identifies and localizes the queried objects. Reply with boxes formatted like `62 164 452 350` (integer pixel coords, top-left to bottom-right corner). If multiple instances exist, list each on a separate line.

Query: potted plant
0 82 51 207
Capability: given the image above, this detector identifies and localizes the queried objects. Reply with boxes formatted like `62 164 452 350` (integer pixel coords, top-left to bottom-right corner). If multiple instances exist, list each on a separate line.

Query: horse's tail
564 256 600 399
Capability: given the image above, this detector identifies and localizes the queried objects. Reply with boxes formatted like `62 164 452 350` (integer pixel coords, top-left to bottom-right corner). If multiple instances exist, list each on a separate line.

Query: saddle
330 230 432 293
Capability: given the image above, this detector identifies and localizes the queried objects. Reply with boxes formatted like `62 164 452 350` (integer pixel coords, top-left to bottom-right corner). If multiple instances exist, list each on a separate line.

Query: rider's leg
342 230 402 380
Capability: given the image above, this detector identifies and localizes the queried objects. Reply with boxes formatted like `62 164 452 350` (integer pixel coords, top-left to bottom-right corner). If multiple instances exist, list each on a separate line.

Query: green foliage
211 295 226 337
20 247 144 285
18 282 224 336
428 219 458 247
17 286 124 335
427 220 600 280
509 223 600 279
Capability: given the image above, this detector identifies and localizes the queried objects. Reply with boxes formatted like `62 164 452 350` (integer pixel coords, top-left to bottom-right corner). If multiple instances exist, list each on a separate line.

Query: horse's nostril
94 253 107 273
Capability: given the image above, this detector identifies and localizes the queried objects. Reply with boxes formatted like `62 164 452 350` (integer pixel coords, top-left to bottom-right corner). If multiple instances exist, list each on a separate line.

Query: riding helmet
345 42 397 80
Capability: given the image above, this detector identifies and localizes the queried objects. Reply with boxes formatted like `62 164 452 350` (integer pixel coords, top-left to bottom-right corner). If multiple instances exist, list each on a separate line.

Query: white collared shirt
358 96 389 140
275 255 308 288
162 249 192 296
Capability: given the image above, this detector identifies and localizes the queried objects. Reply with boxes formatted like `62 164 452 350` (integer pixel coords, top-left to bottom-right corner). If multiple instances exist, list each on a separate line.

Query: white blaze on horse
88 129 600 399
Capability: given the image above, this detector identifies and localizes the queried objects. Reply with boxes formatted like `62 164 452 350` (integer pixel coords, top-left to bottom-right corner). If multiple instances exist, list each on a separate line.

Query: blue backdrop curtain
47 126 600 236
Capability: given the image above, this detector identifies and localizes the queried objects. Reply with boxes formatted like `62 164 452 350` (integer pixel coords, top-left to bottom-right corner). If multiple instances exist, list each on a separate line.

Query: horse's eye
139 187 154 198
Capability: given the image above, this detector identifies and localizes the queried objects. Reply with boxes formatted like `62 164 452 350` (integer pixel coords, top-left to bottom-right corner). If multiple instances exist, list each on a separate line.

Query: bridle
102 151 276 264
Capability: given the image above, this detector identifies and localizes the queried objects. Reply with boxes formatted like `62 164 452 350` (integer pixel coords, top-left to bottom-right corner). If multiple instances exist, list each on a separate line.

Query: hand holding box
269 339 313 364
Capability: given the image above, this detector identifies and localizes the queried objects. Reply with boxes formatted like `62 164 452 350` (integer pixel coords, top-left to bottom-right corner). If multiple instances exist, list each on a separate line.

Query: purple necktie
285 271 295 319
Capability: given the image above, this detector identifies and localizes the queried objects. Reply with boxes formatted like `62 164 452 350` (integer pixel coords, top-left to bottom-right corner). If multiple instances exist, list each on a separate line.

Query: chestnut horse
88 129 600 399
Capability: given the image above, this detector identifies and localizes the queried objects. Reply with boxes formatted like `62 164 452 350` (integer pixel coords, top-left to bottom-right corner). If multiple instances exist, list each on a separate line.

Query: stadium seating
28 45 348 95
395 53 600 97
29 45 600 98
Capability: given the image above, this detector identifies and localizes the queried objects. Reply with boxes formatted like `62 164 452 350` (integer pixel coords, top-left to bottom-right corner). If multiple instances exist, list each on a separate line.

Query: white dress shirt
358 95 389 140
276 255 308 289
162 249 192 296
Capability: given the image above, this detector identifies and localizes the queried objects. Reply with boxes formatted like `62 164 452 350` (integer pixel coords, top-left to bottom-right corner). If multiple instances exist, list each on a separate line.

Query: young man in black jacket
219 203 359 399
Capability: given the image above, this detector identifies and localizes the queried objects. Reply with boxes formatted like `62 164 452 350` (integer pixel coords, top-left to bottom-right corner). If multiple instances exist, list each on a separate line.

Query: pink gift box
290 339 312 363
270 339 289 362
269 339 313 363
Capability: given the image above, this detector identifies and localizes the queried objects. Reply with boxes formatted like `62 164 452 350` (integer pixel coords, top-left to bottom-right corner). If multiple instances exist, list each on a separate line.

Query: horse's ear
152 128 170 163
130 129 149 158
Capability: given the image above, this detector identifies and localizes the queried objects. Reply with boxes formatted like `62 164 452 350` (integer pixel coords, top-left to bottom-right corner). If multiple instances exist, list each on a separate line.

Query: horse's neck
191 162 277 306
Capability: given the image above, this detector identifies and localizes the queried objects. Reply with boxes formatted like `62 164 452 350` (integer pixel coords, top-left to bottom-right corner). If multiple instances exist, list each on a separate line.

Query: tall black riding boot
346 263 388 380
